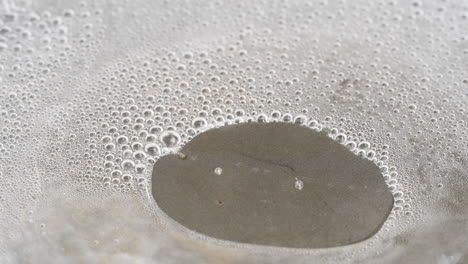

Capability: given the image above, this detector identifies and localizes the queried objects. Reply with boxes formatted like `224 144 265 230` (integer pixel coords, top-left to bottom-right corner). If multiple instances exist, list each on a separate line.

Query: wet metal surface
152 122 394 248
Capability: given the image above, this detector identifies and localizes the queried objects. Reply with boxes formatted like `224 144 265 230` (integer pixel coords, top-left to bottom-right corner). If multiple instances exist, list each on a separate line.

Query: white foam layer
0 0 467 263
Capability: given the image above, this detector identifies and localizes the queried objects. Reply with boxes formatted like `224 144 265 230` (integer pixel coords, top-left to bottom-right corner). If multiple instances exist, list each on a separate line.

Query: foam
0 0 467 263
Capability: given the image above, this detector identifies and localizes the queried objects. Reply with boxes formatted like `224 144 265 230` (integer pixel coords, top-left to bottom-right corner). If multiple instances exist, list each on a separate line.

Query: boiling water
0 0 467 263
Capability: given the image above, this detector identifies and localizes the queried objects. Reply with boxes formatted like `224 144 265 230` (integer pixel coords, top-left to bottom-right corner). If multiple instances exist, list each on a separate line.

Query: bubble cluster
0 0 467 263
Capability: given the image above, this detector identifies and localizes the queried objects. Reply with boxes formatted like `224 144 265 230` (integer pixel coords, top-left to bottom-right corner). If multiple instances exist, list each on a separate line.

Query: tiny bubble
214 167 223 175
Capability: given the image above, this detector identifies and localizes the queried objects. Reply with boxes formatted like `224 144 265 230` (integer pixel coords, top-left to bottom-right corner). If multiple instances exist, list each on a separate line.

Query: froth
0 0 467 263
